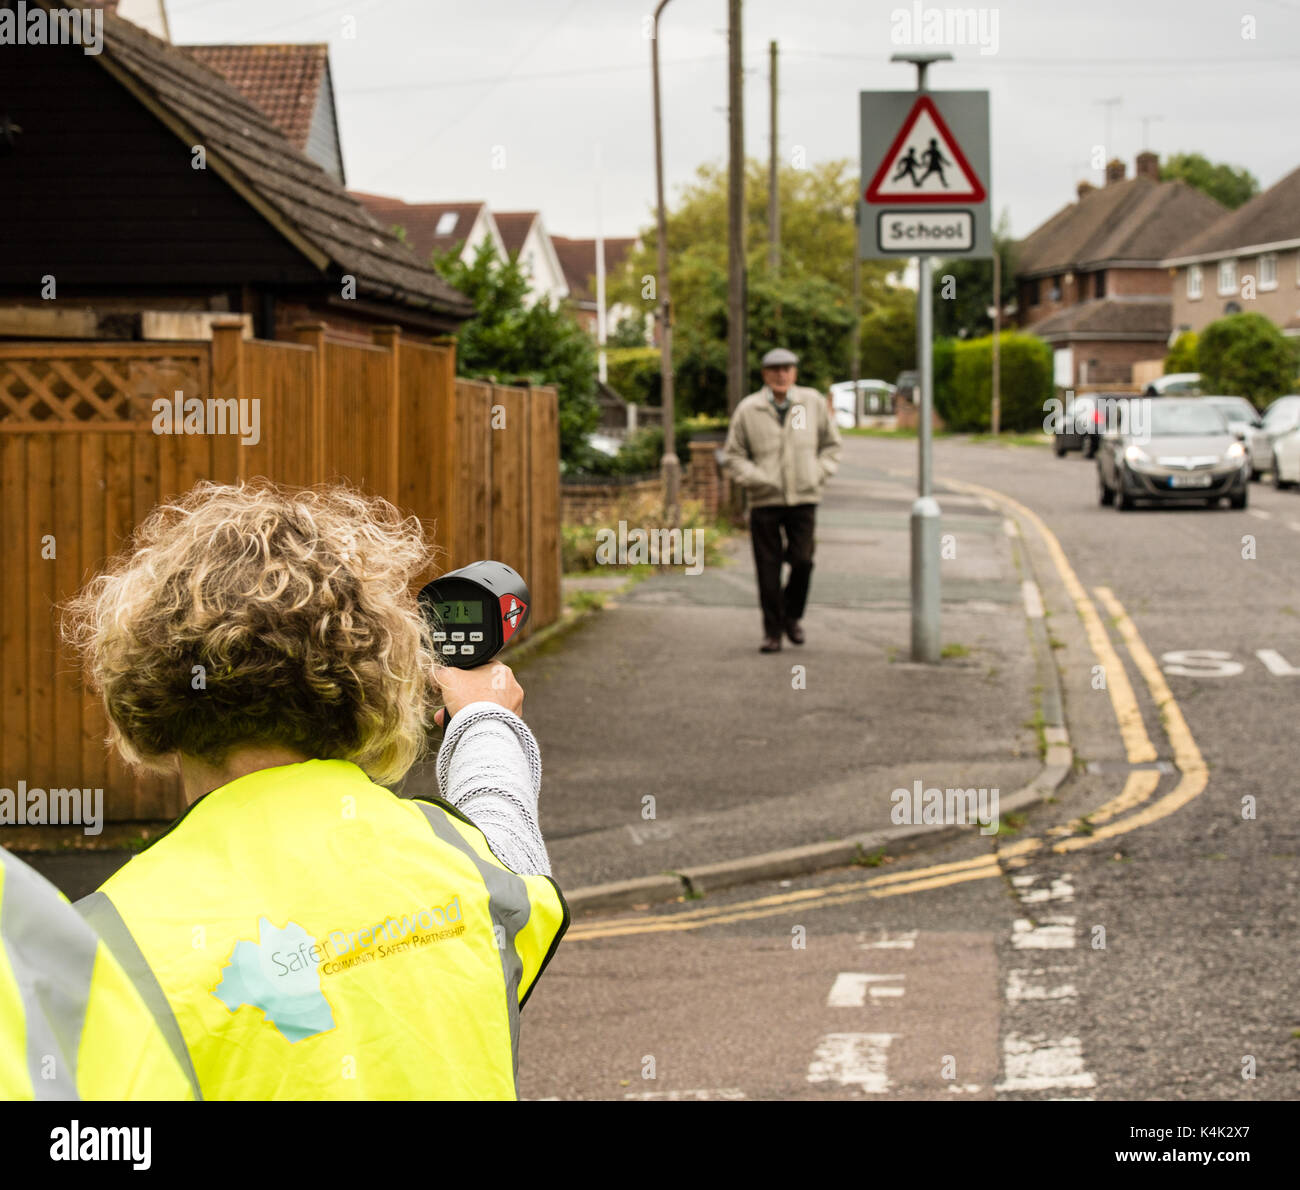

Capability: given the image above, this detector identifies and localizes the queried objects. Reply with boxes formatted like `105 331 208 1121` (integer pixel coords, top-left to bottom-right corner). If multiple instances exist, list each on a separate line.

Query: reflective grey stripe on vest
413 802 532 1094
76 891 203 1100
0 854 96 1099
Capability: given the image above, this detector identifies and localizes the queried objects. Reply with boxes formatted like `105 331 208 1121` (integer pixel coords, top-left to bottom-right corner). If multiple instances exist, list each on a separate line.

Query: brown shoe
760 635 782 653
785 620 805 645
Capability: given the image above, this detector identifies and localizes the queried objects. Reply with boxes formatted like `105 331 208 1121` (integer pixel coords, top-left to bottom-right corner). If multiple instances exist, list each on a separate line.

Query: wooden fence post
371 325 401 506
210 317 246 482
295 322 327 484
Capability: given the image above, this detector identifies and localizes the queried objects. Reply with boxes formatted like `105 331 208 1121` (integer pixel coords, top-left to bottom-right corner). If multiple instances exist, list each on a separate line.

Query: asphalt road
519 436 1300 1102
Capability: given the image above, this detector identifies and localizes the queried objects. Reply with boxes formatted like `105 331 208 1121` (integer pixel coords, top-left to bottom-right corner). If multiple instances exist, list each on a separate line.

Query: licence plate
1168 473 1213 488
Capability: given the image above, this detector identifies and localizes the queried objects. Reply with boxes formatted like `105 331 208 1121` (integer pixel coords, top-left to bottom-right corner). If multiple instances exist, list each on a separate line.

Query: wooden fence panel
489 386 530 636
528 387 561 633
396 339 456 585
454 379 492 568
241 340 318 489
322 341 397 502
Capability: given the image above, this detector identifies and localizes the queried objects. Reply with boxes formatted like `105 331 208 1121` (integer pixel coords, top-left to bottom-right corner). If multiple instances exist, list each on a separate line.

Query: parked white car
1200 397 1270 479
1143 372 1203 396
830 379 897 428
1271 423 1300 488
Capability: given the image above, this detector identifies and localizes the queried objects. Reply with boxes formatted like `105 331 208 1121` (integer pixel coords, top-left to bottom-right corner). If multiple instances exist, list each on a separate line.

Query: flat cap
760 347 799 367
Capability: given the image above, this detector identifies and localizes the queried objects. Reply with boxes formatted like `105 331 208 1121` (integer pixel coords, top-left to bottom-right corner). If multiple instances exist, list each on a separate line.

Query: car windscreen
1147 403 1229 436
1205 400 1255 423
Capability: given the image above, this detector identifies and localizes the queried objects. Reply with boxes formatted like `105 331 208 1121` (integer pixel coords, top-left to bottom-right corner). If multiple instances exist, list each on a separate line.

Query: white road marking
1017 877 1075 904
807 1033 899 1091
1246 508 1271 520
827 973 905 1007
1006 967 1078 1003
1022 580 1045 619
1012 916 1076 949
995 1034 1096 1092
947 1083 983 1094
1256 648 1300 676
870 986 905 998
1011 874 1037 888
624 1088 747 1100
860 929 917 949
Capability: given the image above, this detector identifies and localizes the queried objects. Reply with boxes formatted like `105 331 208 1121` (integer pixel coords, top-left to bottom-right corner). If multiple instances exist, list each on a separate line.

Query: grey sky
168 0 1300 245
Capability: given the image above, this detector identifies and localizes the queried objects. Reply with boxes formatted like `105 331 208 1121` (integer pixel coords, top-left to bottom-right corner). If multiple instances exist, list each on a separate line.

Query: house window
1048 274 1062 301
1094 271 1106 299
1187 264 1202 300
1027 279 1040 305
435 212 459 235
1218 259 1237 295
1260 252 1278 290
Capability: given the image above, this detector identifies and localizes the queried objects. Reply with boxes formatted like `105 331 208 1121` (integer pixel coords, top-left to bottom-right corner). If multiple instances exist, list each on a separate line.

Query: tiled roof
1017 177 1227 276
350 194 487 264
182 44 327 152
494 212 538 259
94 12 472 320
550 236 637 304
1165 165 1300 261
1031 297 1171 338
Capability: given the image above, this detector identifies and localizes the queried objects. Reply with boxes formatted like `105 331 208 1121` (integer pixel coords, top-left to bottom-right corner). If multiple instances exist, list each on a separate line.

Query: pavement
434 439 1074 911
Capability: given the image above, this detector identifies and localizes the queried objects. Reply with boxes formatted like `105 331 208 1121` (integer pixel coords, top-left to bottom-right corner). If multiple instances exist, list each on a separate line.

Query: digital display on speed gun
418 561 530 669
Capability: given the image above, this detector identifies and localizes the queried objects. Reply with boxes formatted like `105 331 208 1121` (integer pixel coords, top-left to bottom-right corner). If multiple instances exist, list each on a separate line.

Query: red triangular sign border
864 94 986 204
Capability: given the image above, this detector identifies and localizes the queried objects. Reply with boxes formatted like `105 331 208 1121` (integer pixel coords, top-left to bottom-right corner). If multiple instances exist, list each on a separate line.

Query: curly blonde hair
61 480 441 787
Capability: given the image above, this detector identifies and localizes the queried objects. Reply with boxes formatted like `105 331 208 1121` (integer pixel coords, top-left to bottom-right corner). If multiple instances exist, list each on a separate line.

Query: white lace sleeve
435 701 552 877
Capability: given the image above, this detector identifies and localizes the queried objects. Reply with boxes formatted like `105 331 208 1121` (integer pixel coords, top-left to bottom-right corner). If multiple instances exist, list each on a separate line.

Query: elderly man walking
722 347 842 653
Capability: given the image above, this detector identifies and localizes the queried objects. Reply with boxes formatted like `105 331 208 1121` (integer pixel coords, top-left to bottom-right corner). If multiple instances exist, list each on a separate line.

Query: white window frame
1187 264 1202 300
1217 258 1237 296
1260 252 1278 291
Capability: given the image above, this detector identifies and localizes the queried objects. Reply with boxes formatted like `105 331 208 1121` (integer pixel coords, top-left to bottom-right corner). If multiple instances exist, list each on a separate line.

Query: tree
1196 313 1298 406
858 286 915 383
433 240 600 463
930 208 1018 339
1159 153 1259 211
608 158 905 413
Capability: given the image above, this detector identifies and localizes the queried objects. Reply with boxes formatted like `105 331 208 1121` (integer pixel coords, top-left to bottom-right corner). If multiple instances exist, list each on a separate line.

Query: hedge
933 332 1053 431
604 346 661 406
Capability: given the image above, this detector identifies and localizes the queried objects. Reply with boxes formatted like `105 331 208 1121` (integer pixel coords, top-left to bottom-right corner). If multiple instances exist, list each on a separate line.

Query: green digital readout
435 600 483 625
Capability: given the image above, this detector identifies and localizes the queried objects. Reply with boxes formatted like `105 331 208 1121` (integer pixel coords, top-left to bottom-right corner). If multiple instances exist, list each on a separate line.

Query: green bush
1165 331 1198 374
1195 313 1300 405
605 346 661 406
932 337 956 424
562 490 730 573
940 332 1052 431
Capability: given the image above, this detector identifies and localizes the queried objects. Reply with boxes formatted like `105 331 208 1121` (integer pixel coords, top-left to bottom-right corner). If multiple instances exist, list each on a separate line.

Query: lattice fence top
0 353 205 425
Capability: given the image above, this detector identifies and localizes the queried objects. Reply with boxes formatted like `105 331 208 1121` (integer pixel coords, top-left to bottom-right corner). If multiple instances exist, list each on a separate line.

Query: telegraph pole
768 39 779 273
651 0 680 517
727 0 745 413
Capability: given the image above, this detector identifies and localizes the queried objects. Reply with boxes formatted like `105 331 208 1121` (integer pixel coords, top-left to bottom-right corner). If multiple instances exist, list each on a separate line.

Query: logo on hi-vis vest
213 917 335 1043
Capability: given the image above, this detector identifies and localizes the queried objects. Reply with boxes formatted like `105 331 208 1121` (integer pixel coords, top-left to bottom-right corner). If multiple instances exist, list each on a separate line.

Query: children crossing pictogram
864 94 986 203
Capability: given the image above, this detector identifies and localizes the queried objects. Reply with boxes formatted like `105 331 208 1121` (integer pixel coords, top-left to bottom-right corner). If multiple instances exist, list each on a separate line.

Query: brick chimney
1135 150 1159 181
1105 158 1126 185
1077 180 1095 200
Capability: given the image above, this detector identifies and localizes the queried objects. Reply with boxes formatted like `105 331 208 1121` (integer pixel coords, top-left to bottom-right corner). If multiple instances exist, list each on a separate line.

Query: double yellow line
566 481 1207 941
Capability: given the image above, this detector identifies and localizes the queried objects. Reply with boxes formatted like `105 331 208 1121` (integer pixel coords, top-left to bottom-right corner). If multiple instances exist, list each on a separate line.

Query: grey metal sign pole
895 53 949 663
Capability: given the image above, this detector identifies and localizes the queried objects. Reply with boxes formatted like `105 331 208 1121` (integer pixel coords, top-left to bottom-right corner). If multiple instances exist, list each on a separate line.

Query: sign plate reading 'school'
859 90 990 260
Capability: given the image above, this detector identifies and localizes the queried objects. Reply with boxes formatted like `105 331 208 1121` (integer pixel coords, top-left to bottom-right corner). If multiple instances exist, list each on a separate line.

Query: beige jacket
721 385 843 508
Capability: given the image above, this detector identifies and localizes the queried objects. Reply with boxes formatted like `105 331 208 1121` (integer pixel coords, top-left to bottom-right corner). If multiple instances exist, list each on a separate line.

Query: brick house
1014 153 1227 388
550 235 638 336
493 212 569 308
1163 165 1300 341
185 43 346 185
0 5 472 343
351 195 508 269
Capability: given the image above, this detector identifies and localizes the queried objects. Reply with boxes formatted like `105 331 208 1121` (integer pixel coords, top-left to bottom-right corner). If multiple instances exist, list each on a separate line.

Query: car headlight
1124 444 1149 465
1225 441 1246 461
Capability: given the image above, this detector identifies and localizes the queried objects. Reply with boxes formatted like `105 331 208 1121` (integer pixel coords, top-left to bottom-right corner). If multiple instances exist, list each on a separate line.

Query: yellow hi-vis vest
0 848 194 1100
79 759 568 1099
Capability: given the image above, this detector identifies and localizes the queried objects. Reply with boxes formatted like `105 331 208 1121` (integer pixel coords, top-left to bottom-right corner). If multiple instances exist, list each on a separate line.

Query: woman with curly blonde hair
62 480 567 1100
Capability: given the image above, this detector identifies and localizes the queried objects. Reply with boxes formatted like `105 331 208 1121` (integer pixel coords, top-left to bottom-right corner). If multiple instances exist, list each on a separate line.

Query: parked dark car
1054 393 1102 457
1097 398 1250 511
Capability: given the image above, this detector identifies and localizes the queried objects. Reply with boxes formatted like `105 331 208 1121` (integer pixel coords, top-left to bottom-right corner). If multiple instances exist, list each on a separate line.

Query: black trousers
749 503 817 638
